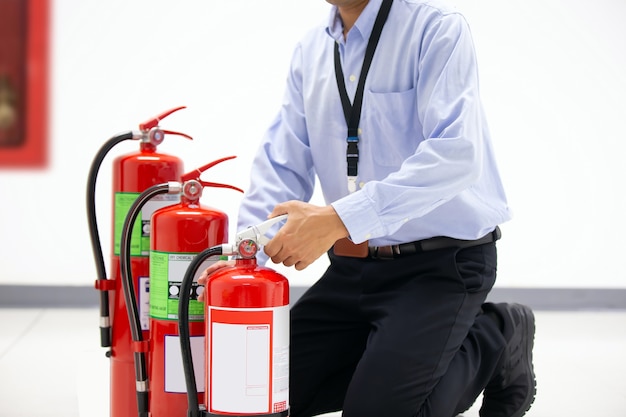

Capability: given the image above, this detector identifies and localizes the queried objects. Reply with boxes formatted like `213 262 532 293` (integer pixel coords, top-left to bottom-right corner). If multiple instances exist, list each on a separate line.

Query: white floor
0 308 625 417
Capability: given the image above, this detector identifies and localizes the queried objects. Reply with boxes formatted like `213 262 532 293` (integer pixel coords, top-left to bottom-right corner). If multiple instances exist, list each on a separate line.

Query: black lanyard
334 0 392 192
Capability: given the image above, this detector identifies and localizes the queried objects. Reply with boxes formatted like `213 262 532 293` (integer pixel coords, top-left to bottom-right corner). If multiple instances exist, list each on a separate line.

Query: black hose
120 182 171 417
86 131 134 348
178 246 223 417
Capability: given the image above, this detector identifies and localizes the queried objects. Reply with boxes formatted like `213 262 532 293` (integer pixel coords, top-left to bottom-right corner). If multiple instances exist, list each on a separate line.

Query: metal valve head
137 106 193 145
181 180 203 200
237 239 260 259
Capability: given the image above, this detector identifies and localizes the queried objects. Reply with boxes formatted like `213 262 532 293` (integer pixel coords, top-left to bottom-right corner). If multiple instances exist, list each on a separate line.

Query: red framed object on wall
0 0 50 168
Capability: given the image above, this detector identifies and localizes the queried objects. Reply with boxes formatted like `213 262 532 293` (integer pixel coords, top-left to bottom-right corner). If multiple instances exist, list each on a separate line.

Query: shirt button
349 74 356 82
359 181 366 189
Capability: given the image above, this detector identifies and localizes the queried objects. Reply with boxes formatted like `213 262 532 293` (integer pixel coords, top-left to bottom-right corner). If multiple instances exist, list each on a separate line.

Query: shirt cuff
331 191 385 244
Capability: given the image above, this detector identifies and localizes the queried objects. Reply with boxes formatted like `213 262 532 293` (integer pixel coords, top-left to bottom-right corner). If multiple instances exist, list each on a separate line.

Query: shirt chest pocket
360 86 421 168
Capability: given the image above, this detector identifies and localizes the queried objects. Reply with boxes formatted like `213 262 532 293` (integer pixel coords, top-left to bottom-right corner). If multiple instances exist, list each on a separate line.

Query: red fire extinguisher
86 106 191 417
178 215 290 417
119 157 243 417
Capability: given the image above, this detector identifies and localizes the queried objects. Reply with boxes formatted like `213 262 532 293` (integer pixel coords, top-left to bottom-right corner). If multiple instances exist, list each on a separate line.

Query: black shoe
480 303 536 417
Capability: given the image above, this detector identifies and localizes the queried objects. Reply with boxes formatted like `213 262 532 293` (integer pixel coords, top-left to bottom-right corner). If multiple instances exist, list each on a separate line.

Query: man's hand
264 201 349 271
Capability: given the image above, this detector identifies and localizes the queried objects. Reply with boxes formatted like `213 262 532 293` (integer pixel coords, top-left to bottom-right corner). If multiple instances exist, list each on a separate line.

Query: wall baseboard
0 285 625 310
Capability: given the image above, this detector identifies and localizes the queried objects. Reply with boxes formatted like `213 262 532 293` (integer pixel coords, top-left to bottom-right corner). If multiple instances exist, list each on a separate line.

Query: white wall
0 0 624 289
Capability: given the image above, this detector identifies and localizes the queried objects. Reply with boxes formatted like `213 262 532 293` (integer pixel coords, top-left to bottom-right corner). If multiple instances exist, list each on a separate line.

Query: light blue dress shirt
238 0 511 264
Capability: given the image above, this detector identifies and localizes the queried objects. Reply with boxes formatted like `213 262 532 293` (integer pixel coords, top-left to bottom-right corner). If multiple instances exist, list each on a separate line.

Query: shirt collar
325 0 384 43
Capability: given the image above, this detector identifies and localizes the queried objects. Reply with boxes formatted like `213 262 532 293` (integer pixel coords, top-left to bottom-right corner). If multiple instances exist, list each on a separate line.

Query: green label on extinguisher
150 251 221 321
113 192 179 256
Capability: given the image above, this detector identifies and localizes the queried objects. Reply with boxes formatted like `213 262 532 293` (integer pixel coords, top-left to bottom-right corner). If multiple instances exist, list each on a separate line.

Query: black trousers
289 242 506 417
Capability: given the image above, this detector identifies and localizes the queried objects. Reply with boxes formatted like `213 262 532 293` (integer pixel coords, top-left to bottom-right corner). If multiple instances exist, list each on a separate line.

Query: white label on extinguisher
208 305 289 414
164 335 205 393
139 276 150 331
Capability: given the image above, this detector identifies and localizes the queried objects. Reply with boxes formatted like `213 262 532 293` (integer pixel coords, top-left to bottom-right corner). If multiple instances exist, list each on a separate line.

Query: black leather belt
368 226 501 260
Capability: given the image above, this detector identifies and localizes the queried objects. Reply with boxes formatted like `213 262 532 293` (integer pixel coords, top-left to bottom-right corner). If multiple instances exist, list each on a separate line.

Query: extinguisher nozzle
99 326 111 348
137 391 149 417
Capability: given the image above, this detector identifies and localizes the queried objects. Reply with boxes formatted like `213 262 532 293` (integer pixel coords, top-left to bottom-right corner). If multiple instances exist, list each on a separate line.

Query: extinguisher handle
138 105 186 131
236 214 288 246
180 155 238 182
